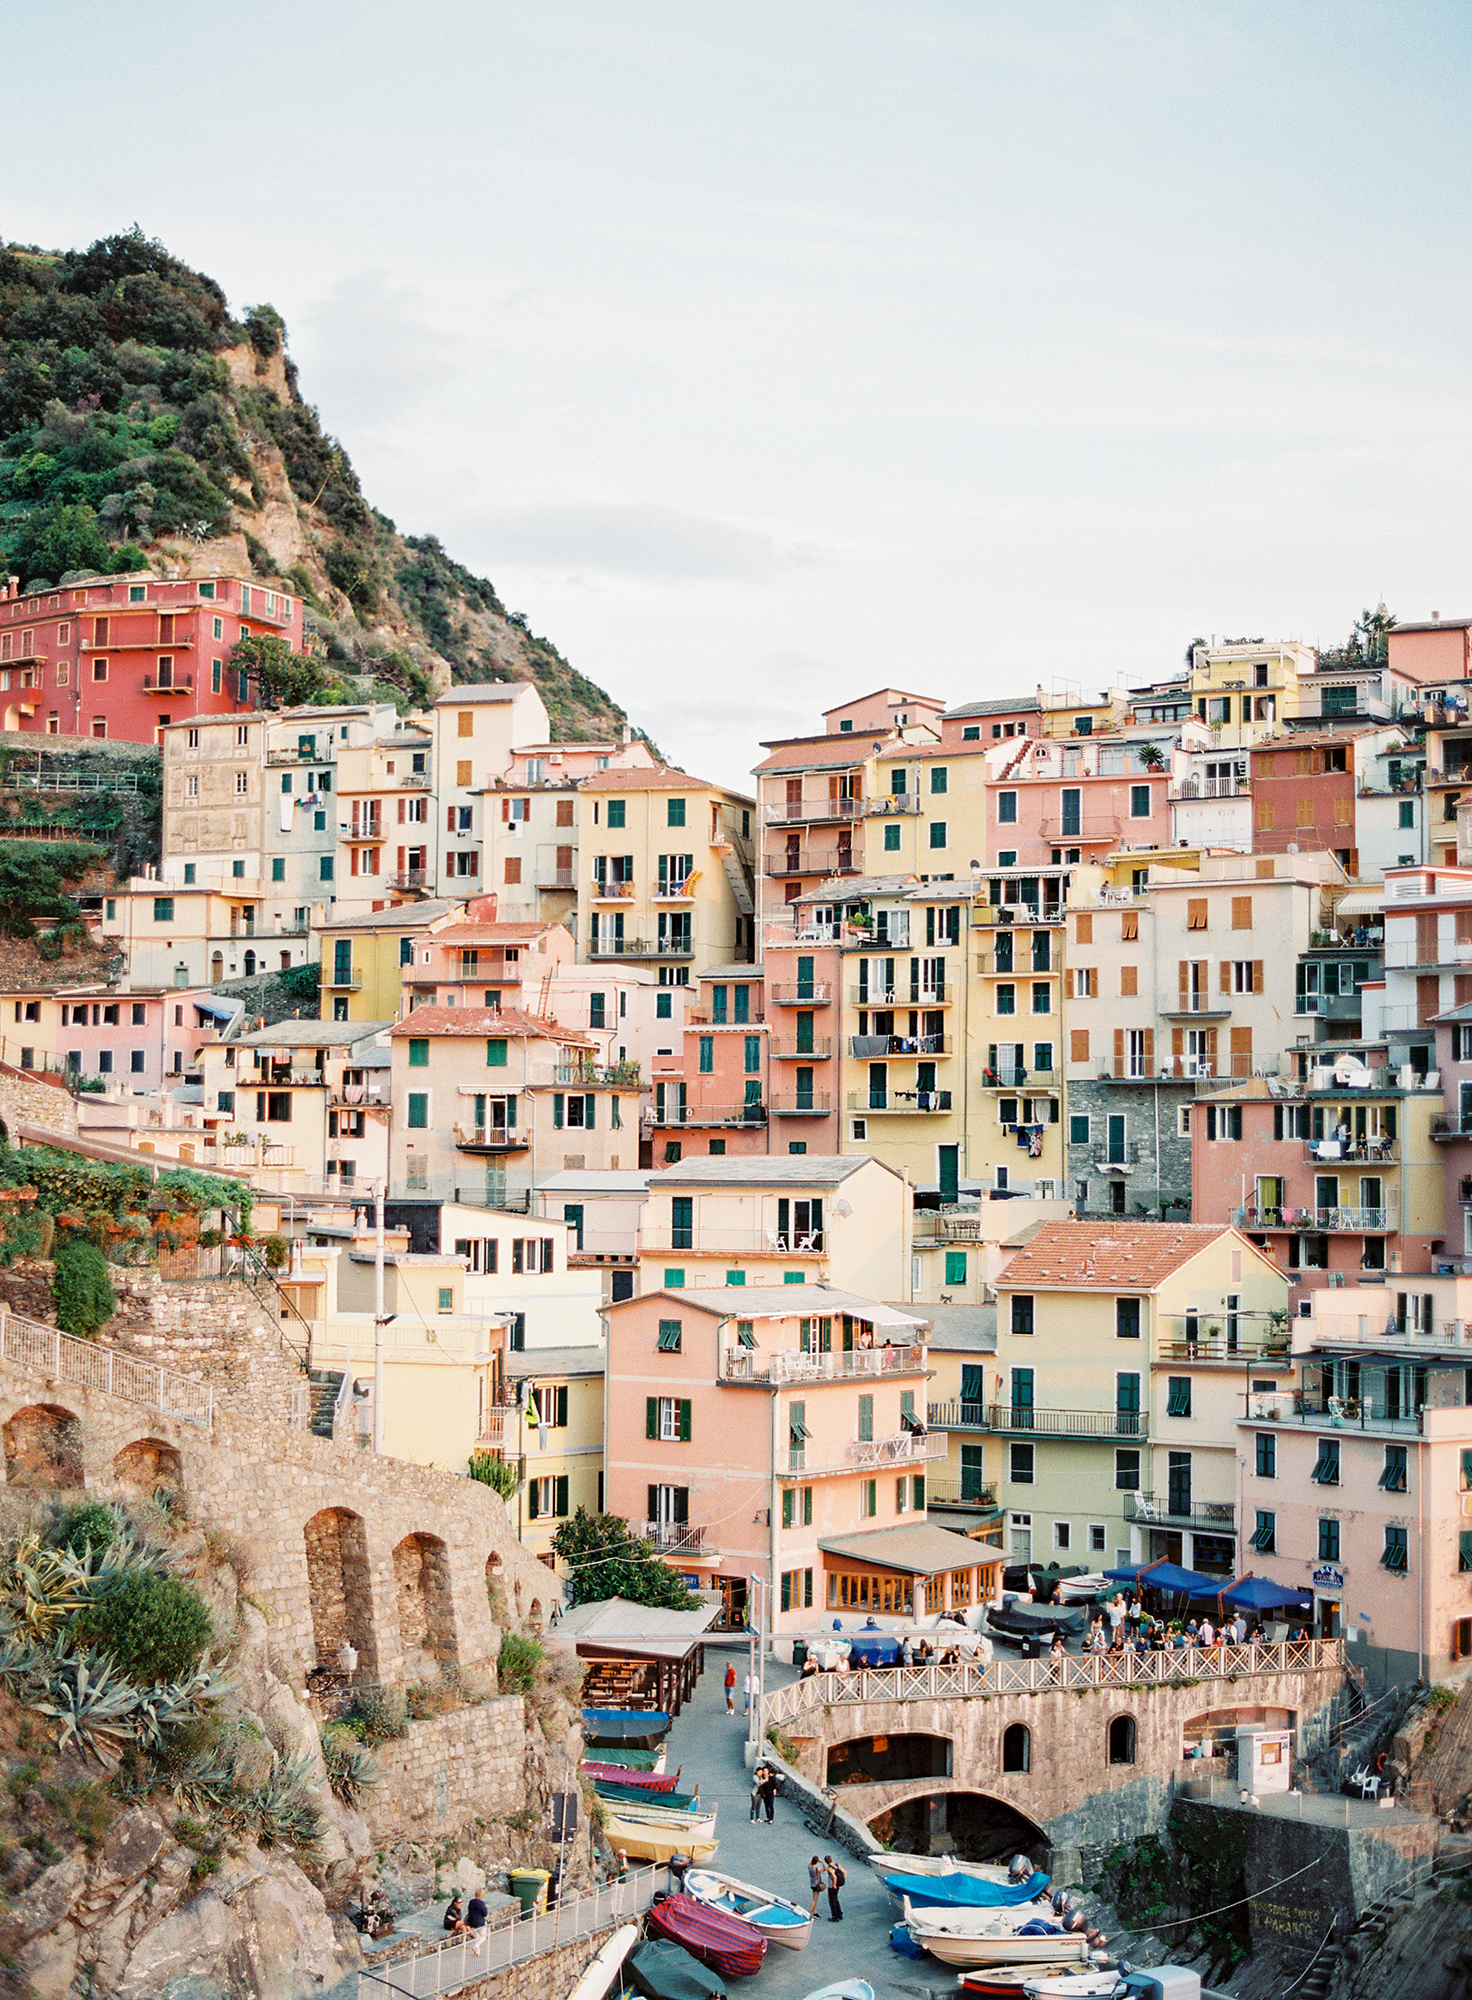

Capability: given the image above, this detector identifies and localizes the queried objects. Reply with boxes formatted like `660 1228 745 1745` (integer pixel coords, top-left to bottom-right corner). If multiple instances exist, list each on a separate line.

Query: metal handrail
236 1257 313 1377
0 1306 213 1427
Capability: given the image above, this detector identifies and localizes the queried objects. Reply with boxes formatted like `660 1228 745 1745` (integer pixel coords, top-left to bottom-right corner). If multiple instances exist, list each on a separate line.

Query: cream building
429 682 551 896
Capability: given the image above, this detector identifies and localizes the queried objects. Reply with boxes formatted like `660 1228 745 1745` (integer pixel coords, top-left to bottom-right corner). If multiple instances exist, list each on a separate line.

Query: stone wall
0 1062 79 1139
362 1701 527 1838
106 1268 306 1421
1066 1077 1192 1217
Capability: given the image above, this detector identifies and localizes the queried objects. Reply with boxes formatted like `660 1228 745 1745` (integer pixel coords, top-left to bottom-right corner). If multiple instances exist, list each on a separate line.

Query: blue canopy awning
1216 1575 1314 1612
1105 1559 1220 1596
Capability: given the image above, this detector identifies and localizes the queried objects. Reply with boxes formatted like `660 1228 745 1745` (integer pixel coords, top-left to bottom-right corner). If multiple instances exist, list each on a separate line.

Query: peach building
984 730 1173 870
1240 1279 1472 1691
603 1283 975 1631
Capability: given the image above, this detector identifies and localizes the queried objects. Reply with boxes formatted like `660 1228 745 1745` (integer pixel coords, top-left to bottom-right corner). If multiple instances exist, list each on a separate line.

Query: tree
230 633 329 710
1183 635 1207 668
550 1508 699 1611
0 840 101 939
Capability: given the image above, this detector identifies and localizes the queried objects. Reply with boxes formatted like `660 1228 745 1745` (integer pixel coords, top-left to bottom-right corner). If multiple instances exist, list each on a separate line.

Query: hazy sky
8 3 1472 788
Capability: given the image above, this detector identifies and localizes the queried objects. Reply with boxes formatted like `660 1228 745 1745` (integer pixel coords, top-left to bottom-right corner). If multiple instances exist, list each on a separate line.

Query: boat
956 1968 1104 1997
1022 1975 1127 1998
801 1985 876 2000
582 1708 672 1750
1051 1572 1113 1604
601 1797 716 1829
904 1902 1089 1970
886 1868 1052 1909
984 1605 1080 1648
646 1891 767 1978
583 1759 681 1791
684 1868 813 1950
866 1852 1045 1890
625 1936 729 1999
594 1778 702 1812
602 1808 719 1864
587 1743 667 1774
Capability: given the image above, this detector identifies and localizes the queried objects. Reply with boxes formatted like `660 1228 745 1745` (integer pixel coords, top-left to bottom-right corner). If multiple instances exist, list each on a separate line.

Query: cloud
471 500 815 582
296 268 462 430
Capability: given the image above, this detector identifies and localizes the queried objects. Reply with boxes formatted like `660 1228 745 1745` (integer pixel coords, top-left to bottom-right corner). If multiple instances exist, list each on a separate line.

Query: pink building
604 1284 990 1632
402 912 576 1011
987 733 1172 868
940 696 1040 749
58 985 238 1090
0 571 301 743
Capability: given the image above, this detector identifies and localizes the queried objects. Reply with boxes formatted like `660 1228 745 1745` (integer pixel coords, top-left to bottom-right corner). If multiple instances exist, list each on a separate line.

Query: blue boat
884 1867 1051 1909
582 1708 672 1750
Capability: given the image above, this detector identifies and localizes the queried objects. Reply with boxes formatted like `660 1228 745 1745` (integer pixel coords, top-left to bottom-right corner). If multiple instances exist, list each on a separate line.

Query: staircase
716 843 754 916
307 1368 344 1439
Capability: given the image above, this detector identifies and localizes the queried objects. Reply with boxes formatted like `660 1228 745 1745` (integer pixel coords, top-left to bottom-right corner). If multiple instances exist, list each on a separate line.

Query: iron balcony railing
769 983 832 1005
769 1094 833 1115
771 1038 834 1059
849 984 947 1006
846 1090 952 1113
849 1034 949 1057
763 798 863 824
763 849 856 877
651 1227 825 1256
650 1102 768 1128
927 1399 989 1429
1126 1491 1236 1532
1231 1204 1398 1232
987 1403 1147 1439
1092 1141 1142 1168
639 1520 712 1554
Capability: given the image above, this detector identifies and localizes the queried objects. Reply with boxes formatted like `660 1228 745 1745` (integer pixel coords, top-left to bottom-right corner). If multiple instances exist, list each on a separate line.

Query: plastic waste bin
509 1868 550 1915
792 1639 808 1668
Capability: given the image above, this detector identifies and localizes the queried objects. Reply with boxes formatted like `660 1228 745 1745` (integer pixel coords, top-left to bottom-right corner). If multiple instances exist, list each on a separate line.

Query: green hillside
0 228 634 740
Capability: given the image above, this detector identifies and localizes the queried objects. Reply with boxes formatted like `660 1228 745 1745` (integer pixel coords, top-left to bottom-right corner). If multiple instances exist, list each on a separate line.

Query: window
663 1269 685 1287
744 1034 761 1074
408 1038 428 1067
486 1038 507 1067
1130 784 1150 818
1031 982 1051 1014
665 796 687 827
1256 1432 1276 1478
1010 1441 1034 1484
1115 1448 1140 1490
1054 1520 1071 1550
945 1250 967 1285
1380 1445 1408 1493
153 897 174 923
437 1287 454 1313
648 1396 691 1441
997 983 1016 1014
1187 899 1207 930
262 1092 291 1123
1001 1723 1030 1773
1069 1114 1090 1144
1167 1377 1192 1417
928 821 947 849
1011 1294 1034 1335
1116 1298 1141 1339
883 823 901 852
861 1478 877 1518
1317 1516 1340 1562
997 790 1017 823
1383 1525 1408 1572
1460 1533 1472 1575
319 856 334 881
1108 1715 1136 1765
657 1320 682 1352
1251 1510 1276 1552
1310 1437 1340 1485
607 799 626 828
930 766 948 794
407 1094 428 1128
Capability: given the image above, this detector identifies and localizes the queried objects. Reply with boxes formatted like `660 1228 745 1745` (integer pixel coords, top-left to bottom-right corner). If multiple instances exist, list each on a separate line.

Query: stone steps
307 1368 343 1438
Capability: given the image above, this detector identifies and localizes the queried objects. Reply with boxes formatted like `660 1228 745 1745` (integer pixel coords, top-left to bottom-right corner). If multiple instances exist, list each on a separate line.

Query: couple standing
807 1854 845 1920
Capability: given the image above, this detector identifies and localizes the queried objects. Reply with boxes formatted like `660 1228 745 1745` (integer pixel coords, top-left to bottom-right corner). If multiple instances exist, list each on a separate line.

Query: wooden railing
0 1306 213 1427
761 1640 1345 1730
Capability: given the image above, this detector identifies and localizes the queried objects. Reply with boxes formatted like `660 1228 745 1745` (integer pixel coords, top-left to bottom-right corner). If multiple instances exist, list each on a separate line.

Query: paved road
659 1644 942 1998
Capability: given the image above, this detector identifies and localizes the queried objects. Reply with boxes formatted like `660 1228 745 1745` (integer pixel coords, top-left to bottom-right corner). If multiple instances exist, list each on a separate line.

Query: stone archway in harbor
865 1782 1051 1866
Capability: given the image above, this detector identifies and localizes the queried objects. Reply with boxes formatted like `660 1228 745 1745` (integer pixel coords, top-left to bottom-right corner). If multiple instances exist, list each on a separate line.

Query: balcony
1170 777 1250 800
927 1399 989 1430
981 1066 1058 1090
848 985 948 1007
1160 994 1231 1019
1250 1395 1424 1437
986 1404 1147 1439
591 879 637 901
639 1520 713 1555
1431 1121 1472 1144
453 1124 530 1153
589 938 694 959
399 771 433 789
769 983 832 1005
651 1102 768 1128
721 1345 927 1385
1126 1492 1236 1533
143 674 193 693
850 1034 950 1058
928 1481 1001 1515
1037 814 1121 843
770 1094 833 1115
652 1227 824 1256
554 1061 642 1086
320 974 362 991
864 793 920 815
846 1090 952 1114
763 798 863 825
1231 1204 1398 1232
1092 1140 1142 1171
535 869 575 890
913 1212 983 1244
345 820 383 843
763 848 857 877
266 745 335 766
328 1086 390 1108
653 880 697 902
771 1038 833 1060
1302 1139 1398 1164
975 952 1055 976
787 1430 946 1477
391 871 431 892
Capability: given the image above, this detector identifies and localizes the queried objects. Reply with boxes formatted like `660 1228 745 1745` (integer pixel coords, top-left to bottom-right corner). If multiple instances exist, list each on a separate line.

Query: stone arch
1001 1721 1030 1774
1107 1713 1137 1766
112 1436 184 1498
393 1531 458 1675
864 1785 1049 1863
304 1506 378 1678
825 1732 952 1787
528 1596 544 1635
3 1403 83 1489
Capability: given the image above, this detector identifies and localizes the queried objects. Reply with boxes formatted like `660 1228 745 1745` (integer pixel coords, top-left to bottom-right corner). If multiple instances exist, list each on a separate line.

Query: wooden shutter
1075 913 1093 944
557 1386 569 1427
1417 974 1440 1023
504 856 522 884
1252 960 1264 993
1121 910 1138 941
1457 910 1472 945
1220 959 1231 992
1142 1028 1154 1068
1065 968 1073 997
1417 913 1438 963
1255 857 1274 878
555 1475 569 1515
1456 974 1472 1008
1113 1027 1125 1078
678 1399 692 1442
1231 897 1252 929
527 1484 540 1520
1178 959 1190 998
1120 965 1137 996
1230 1026 1253 1077
1187 900 1207 931
646 1397 657 1438
1070 1030 1089 1063
557 797 575 826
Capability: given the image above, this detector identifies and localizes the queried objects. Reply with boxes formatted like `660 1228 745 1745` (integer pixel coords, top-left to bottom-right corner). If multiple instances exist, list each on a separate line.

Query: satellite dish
833 1199 853 1218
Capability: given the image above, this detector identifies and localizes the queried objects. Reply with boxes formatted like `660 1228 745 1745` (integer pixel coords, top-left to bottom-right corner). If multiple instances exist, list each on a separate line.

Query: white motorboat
802 1985 876 2000
865 1851 1040 1888
1023 1975 1126 1998
904 1901 1089 1970
683 1868 814 1950
1051 1572 1112 1604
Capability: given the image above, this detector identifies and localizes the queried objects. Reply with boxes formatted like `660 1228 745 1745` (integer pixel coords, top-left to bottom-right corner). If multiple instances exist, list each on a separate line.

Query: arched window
1002 1722 1030 1773
1108 1714 1136 1766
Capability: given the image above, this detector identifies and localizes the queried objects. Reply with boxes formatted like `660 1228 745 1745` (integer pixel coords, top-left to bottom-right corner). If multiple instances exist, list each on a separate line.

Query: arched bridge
763 1642 1349 1852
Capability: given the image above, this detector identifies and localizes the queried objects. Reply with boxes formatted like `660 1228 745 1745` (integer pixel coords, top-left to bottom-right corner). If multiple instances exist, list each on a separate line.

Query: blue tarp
1104 1560 1219 1596
848 1635 902 1666
1216 1576 1314 1612
886 1868 1051 1909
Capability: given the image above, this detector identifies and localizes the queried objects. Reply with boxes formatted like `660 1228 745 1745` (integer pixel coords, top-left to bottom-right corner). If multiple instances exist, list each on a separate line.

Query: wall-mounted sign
1311 1566 1344 1591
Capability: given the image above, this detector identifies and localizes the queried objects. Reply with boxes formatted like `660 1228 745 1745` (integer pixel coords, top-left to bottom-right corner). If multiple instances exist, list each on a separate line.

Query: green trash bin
792 1640 808 1668
509 1868 549 1915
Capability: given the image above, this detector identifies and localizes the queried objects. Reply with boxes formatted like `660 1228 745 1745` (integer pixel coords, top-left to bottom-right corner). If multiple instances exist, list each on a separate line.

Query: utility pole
372 1179 386 1454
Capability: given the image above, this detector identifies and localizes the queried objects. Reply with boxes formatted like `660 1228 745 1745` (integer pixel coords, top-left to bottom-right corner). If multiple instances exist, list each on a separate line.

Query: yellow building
498 1345 607 1568
1037 685 1130 739
969 888 1067 1200
867 742 988 884
1186 639 1317 744
922 1302 1005 1546
0 990 62 1071
577 765 755 984
989 1220 1290 1579
332 717 435 911
316 900 464 1022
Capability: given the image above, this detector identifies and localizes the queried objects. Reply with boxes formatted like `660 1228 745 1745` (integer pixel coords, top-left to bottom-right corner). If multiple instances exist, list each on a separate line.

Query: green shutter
912 1475 925 1511
585 1094 596 1129
1461 1532 1472 1573
408 1038 428 1067
858 1394 873 1442
803 1486 812 1526
679 1399 691 1442
781 1570 792 1613
646 1397 657 1439
528 1484 540 1520
945 1250 967 1285
557 1386 568 1427
782 1489 794 1529
487 1038 507 1066
553 1094 564 1128
555 1475 569 1516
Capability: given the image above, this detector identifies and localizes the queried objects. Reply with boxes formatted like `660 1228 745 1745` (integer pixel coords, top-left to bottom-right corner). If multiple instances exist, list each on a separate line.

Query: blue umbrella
1216 1575 1313 1612
1111 1559 1219 1597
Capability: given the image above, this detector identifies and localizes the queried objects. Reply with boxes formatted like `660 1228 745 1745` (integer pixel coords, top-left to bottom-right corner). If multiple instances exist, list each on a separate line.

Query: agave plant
33 1649 144 1760
3 1535 91 1640
133 1659 236 1751
0 1632 46 1692
251 1750 324 1851
321 1723 382 1806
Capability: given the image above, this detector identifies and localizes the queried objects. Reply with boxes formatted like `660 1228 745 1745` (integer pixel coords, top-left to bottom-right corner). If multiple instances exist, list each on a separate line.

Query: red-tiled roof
390 1006 593 1046
998 1221 1234 1292
576 764 743 796
415 923 555 945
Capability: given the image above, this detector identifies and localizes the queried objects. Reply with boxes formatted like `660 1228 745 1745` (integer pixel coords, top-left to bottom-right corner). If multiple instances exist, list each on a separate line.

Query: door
785 777 803 818
795 1010 814 1054
938 1144 959 1204
796 954 815 1000
1061 788 1081 837
1167 1451 1192 1517
1116 1372 1141 1433
869 1063 887 1110
1010 1367 1034 1428
961 1442 985 1502
794 1065 814 1111
1317 1597 1340 1640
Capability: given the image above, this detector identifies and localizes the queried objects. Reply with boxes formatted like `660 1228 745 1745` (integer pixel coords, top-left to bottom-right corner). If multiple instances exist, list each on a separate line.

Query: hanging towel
278 796 294 835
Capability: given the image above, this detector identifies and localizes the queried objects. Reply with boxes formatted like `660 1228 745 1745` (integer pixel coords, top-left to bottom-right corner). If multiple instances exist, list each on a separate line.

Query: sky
7 2 1472 789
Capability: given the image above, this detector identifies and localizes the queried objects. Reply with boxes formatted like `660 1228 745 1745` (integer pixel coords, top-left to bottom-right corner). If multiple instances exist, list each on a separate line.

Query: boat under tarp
984 1605 1078 1647
587 1743 666 1773
647 1892 767 1978
582 1708 672 1749
595 1778 701 1812
885 1868 1051 1909
582 1759 682 1791
625 1937 730 2000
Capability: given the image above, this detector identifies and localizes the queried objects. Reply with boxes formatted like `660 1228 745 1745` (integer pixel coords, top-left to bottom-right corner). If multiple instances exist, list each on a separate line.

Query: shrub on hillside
54 1501 120 1561
52 1236 116 1336
75 1568 212 1683
497 1632 544 1695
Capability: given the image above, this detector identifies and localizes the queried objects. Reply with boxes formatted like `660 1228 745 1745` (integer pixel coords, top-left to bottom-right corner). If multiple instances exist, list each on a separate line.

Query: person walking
807 1856 825 1918
825 1854 846 1921
724 1661 736 1714
466 1890 487 1957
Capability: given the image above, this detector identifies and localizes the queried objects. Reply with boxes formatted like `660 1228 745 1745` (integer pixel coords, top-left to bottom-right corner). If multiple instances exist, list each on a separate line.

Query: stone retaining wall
0 1064 78 1138
362 1702 527 1838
